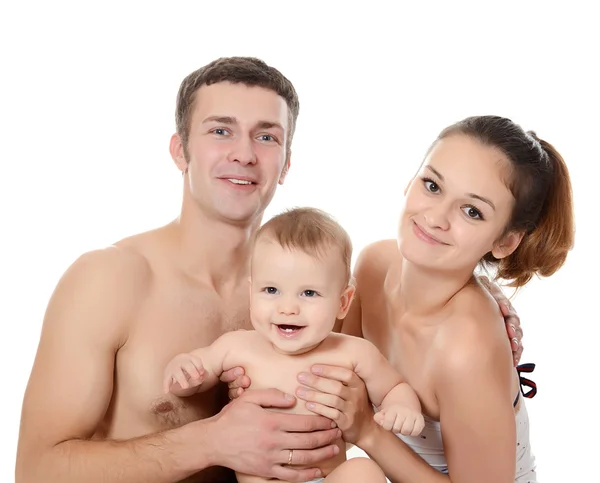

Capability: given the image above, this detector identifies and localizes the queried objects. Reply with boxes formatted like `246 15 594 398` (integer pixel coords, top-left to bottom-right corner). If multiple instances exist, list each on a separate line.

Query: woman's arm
295 366 446 483
358 423 447 483
434 323 516 483
297 341 516 483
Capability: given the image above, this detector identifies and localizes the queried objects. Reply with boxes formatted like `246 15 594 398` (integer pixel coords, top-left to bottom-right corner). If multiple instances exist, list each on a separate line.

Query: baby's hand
374 405 425 436
163 353 206 394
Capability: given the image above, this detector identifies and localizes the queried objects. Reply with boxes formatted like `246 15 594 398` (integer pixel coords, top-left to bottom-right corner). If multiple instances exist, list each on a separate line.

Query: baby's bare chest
233 339 356 414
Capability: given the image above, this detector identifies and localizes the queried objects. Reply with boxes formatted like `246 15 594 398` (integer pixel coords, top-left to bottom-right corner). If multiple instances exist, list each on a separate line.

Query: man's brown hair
176 56 300 158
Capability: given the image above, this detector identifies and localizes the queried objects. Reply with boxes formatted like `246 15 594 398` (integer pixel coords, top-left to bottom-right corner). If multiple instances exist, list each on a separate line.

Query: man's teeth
229 179 252 185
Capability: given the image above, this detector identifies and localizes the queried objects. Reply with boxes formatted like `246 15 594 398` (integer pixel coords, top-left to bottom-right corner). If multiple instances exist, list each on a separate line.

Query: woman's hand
294 364 377 445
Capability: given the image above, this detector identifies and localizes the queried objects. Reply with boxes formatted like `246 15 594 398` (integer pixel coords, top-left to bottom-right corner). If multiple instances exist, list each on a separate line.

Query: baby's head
250 207 354 355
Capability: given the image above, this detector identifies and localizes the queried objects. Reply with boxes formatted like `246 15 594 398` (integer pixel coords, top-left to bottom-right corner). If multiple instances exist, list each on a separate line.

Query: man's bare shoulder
66 243 152 291
49 237 155 339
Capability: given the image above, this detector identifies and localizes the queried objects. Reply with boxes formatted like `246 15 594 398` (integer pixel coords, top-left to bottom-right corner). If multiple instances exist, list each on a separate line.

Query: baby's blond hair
257 207 352 283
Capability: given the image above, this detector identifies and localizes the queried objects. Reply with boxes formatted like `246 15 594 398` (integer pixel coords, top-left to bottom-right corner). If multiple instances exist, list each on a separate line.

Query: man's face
173 82 291 225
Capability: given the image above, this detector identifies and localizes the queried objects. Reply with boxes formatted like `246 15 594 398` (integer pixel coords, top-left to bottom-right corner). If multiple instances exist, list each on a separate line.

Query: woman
294 115 574 482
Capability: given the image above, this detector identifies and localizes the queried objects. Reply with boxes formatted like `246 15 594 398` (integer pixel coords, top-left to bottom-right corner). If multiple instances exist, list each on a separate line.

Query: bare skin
281 247 523 483
162 238 421 483
167 330 402 483
292 136 537 482
15 82 340 483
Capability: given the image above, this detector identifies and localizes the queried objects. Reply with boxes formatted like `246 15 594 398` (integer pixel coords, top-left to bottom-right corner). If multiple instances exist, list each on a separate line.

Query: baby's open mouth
275 324 306 338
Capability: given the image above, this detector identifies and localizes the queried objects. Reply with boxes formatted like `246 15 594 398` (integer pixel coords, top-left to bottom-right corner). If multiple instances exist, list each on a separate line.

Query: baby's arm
163 330 245 397
351 337 424 435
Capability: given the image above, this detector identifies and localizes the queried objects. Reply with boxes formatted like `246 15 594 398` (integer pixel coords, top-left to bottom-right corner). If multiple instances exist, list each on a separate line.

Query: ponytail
497 136 575 287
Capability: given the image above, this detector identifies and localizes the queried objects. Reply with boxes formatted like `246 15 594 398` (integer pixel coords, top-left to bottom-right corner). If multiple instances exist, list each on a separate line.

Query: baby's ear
337 285 356 319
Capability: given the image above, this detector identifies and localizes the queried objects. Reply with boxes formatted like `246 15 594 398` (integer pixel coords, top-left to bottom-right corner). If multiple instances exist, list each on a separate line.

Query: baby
163 207 424 483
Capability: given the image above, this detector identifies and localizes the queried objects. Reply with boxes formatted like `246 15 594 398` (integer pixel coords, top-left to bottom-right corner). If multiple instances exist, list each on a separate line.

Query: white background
1 1 598 481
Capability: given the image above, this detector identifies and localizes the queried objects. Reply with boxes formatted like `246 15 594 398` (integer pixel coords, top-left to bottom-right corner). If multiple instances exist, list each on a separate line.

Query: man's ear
170 133 188 173
279 152 291 185
491 231 525 259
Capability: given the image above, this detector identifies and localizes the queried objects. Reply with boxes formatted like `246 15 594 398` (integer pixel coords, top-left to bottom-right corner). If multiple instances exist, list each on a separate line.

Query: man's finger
281 427 342 450
273 411 337 432
301 401 344 425
505 322 516 338
239 388 297 409
276 444 339 470
515 325 523 339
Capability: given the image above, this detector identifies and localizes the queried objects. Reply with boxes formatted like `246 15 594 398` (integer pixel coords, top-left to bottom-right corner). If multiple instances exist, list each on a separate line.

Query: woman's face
398 134 522 273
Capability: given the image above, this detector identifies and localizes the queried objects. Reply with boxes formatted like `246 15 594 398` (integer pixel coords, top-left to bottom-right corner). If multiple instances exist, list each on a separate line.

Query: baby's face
249 238 352 355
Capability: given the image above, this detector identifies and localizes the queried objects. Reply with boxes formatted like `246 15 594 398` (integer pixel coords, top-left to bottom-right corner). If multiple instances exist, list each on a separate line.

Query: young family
16 56 573 483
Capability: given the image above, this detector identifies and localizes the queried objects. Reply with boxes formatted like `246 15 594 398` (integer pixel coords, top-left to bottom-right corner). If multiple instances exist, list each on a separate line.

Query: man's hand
478 275 524 366
208 388 341 482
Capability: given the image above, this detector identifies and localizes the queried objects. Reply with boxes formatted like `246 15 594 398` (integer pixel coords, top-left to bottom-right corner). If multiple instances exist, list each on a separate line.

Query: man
16 56 523 483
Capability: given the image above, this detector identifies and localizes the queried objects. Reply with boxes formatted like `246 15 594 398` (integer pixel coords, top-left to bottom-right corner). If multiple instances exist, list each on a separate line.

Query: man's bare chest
111 285 252 433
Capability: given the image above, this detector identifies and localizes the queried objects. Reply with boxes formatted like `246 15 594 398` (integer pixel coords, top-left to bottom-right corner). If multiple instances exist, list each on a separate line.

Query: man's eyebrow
257 121 284 131
202 117 284 132
202 115 237 124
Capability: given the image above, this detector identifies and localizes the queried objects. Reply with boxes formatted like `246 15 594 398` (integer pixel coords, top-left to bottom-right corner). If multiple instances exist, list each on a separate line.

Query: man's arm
15 247 210 483
16 248 340 483
477 275 524 365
